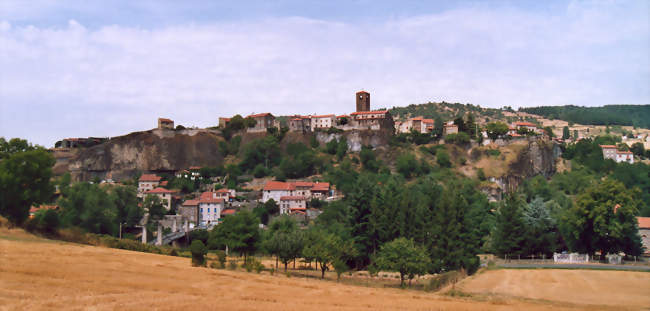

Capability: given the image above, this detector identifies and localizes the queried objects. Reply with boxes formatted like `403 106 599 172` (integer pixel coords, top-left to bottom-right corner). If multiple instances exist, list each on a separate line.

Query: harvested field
457 269 650 310
0 230 645 310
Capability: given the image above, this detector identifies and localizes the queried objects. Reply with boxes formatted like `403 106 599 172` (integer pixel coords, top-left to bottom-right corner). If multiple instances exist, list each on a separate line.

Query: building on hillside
158 118 174 129
144 187 175 210
262 181 331 203
29 205 59 218
288 116 312 132
513 121 537 133
397 116 435 134
218 117 231 128
336 115 349 125
279 196 307 215
138 174 162 195
179 199 199 224
311 114 336 131
637 217 650 257
422 119 434 133
216 188 236 201
247 113 275 132
356 90 370 112
349 110 394 131
198 191 225 225
443 123 458 135
601 145 634 164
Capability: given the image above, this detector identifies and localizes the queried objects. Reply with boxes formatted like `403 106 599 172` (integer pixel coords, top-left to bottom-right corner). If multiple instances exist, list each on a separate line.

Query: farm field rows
1 230 647 310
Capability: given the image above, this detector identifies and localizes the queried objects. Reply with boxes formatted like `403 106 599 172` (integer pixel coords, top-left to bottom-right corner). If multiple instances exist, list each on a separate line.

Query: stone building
158 118 174 129
637 217 650 257
247 113 275 132
356 90 370 112
179 199 199 224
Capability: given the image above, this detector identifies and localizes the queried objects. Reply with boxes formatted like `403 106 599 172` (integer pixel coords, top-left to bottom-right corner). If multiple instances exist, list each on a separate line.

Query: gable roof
145 187 174 194
182 199 199 206
222 209 236 215
216 188 231 193
200 197 225 204
200 191 215 200
600 145 617 149
312 182 330 191
514 122 536 127
139 174 161 182
248 112 273 118
638 217 650 229
312 114 335 118
350 110 388 116
264 181 295 191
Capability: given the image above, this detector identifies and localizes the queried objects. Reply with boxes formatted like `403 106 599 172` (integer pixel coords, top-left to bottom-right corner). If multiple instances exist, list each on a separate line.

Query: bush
253 164 268 178
190 240 207 267
445 132 470 145
215 250 227 267
427 271 462 292
228 260 238 270
436 149 452 168
243 258 265 273
487 149 501 157
477 168 486 181
210 261 221 269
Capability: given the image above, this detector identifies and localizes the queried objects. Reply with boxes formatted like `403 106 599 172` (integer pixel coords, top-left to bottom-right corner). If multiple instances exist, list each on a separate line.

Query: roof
200 191 215 200
514 122 536 127
311 114 335 118
293 181 314 187
280 196 307 201
158 118 173 123
638 217 650 229
312 182 330 191
422 119 434 124
617 151 633 155
29 205 58 214
350 110 388 115
336 115 348 118
290 118 302 121
189 166 202 170
159 181 168 187
145 187 174 194
216 188 231 193
264 181 295 191
444 124 458 128
411 116 423 121
139 174 161 182
182 199 199 206
290 207 307 210
200 197 225 204
247 112 273 118
222 209 236 215
600 145 617 149
356 90 369 94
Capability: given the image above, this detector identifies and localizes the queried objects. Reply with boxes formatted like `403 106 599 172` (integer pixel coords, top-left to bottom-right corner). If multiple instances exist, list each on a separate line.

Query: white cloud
0 1 648 146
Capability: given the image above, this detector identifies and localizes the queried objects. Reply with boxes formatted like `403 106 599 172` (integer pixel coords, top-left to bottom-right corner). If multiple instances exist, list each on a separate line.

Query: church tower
356 91 370 112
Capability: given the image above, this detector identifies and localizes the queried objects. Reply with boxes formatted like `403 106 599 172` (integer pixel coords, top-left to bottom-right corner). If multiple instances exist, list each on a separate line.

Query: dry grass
457 269 650 310
0 230 605 311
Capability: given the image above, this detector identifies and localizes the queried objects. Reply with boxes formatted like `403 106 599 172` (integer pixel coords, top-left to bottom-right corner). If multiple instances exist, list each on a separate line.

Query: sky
0 0 648 147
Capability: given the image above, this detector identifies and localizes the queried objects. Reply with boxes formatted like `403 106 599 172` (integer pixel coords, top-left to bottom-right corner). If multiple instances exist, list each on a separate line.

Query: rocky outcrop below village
58 128 394 182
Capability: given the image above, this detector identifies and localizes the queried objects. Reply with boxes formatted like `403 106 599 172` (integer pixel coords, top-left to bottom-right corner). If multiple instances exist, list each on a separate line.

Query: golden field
1 229 649 311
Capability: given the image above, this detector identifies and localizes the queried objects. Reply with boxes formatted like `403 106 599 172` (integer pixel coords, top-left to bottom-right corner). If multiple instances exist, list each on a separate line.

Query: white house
144 187 175 210
198 191 224 225
615 150 634 164
311 114 336 131
262 181 295 203
279 196 307 214
138 174 161 195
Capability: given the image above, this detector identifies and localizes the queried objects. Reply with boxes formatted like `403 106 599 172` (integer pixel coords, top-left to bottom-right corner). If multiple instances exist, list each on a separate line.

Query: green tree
562 126 570 140
0 147 55 225
325 139 338 155
396 153 419 178
209 210 260 261
359 146 379 172
485 122 509 140
563 179 643 257
267 229 304 272
59 183 118 235
522 197 557 256
436 149 451 168
630 142 645 157
143 194 165 224
303 230 356 279
491 194 526 257
190 240 208 266
112 186 143 230
372 238 431 287
336 137 348 160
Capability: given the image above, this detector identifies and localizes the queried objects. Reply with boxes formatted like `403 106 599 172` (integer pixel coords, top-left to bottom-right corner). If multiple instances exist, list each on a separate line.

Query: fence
553 253 589 263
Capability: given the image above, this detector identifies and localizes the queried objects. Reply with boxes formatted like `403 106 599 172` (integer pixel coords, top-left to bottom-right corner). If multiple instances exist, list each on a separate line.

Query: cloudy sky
0 0 648 147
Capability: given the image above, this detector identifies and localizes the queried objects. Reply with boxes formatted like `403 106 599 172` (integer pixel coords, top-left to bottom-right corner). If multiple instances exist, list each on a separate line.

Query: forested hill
519 105 650 129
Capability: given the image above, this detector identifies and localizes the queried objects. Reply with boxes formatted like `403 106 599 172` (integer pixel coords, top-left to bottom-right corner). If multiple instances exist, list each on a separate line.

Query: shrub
215 250 227 267
210 261 221 269
269 268 275 276
445 132 470 145
487 149 501 157
436 149 452 168
477 168 487 181
228 260 238 270
427 271 462 292
190 240 207 267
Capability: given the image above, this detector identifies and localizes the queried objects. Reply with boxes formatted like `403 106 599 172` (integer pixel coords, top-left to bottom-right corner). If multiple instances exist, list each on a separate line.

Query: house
349 110 394 131
288 116 311 132
262 181 331 203
311 114 336 131
279 196 307 215
601 145 634 164
513 122 537 133
158 118 174 129
443 123 458 136
138 174 161 195
144 187 175 211
247 113 275 132
397 116 434 134
218 117 231 128
422 119 434 133
216 188 236 201
198 191 225 225
29 205 59 218
637 217 650 257
336 115 349 125
179 199 199 224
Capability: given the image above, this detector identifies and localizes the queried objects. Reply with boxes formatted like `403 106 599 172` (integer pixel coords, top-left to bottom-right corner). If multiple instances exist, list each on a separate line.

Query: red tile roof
422 119 434 124
200 191 215 200
248 113 273 118
411 116 423 121
356 90 369 94
182 199 199 206
312 114 335 118
189 166 202 170
145 187 174 194
264 181 295 191
617 151 633 154
200 197 225 204
158 118 173 123
280 196 307 201
514 122 536 127
29 205 58 214
336 115 348 118
139 174 161 182
350 110 388 115
159 181 168 187
312 182 330 191
222 209 236 215
600 145 617 149
216 188 231 193
293 181 314 187
638 217 650 229
290 207 307 210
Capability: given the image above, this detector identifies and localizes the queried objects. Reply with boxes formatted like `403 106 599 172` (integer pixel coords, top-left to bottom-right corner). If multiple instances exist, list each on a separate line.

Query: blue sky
0 0 648 147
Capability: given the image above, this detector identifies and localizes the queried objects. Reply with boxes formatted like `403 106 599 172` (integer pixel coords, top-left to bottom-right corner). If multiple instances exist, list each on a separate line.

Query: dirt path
457 269 650 310
0 232 592 311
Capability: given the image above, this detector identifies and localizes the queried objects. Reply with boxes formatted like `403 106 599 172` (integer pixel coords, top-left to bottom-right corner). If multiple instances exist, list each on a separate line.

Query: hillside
2 229 644 310
519 105 650 129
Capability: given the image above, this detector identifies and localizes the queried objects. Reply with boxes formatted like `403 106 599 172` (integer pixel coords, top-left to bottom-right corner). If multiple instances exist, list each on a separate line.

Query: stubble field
1 229 648 311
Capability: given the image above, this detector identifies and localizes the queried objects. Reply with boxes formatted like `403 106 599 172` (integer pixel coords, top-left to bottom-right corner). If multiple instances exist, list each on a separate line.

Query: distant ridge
519 105 650 129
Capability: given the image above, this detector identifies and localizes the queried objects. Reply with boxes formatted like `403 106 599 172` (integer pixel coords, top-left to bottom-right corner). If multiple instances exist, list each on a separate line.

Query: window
200 208 203 213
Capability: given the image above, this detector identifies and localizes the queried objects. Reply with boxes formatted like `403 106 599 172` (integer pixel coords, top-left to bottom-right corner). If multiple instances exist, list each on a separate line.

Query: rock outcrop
492 138 561 193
